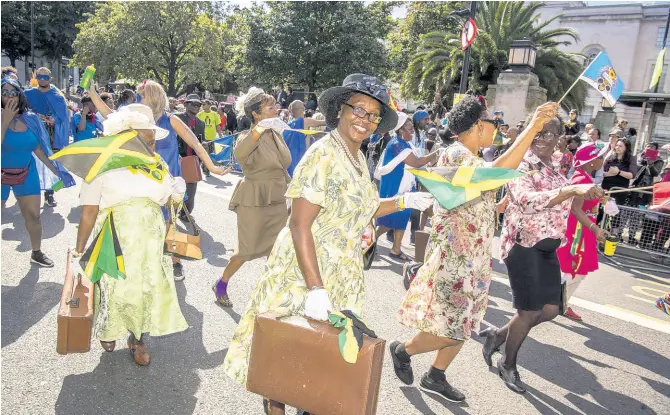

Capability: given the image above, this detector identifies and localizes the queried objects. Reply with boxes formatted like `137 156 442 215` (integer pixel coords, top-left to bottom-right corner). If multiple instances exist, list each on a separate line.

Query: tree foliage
402 1 587 110
1 2 94 68
240 1 395 92
72 2 231 96
387 1 466 84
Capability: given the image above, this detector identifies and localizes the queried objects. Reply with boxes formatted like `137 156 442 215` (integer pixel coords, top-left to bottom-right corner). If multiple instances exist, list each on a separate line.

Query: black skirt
504 238 562 311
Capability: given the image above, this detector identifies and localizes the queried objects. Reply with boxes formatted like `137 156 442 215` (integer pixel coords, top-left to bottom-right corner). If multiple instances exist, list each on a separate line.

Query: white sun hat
103 103 170 139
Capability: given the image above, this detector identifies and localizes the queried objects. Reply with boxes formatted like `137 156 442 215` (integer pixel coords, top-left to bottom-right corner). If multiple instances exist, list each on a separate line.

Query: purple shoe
212 279 233 308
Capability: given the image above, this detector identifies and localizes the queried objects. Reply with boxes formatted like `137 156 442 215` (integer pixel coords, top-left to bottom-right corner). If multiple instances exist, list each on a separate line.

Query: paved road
2 174 669 415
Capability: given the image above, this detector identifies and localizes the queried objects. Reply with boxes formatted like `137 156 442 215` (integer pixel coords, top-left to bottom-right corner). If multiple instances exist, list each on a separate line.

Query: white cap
393 111 409 133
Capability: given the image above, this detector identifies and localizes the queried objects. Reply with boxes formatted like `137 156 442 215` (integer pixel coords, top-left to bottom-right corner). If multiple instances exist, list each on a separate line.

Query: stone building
538 1 670 149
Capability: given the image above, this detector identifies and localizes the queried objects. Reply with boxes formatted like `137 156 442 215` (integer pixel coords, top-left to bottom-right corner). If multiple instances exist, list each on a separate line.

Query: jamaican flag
80 212 126 284
408 166 526 210
328 310 377 364
51 130 156 183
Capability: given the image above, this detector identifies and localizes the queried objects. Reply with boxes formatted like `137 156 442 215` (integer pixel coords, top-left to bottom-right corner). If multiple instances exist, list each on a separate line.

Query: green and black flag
328 310 377 364
80 212 126 284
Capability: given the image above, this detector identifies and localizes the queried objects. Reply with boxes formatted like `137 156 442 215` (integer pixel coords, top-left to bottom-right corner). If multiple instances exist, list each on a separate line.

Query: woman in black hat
222 74 434 414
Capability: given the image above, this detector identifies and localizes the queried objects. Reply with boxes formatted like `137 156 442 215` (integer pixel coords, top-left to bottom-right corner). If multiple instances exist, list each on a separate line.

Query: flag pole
557 77 582 104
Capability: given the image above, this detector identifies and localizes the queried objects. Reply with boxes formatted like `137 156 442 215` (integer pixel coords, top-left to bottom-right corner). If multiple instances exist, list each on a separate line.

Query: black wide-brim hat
318 73 398 133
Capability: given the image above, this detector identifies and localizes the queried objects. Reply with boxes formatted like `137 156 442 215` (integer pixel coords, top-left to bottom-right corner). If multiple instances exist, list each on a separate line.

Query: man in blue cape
282 100 326 177
24 67 70 207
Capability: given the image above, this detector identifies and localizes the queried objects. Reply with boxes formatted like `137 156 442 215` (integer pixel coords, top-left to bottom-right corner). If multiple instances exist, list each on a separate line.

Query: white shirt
80 168 175 210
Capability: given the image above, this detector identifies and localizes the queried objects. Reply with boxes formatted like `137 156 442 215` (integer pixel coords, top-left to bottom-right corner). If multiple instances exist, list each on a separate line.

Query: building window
582 47 602 68
648 62 668 92
657 27 669 48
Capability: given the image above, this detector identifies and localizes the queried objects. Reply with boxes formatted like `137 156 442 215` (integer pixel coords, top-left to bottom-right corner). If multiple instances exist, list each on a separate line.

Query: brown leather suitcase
56 250 95 355
247 313 385 415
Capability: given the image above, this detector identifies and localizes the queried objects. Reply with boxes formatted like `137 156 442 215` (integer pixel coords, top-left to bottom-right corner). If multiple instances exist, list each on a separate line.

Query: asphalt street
2 173 669 415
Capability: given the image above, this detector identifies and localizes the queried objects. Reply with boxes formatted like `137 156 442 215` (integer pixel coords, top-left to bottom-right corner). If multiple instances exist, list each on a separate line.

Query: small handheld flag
51 179 64 192
80 212 126 284
559 52 624 106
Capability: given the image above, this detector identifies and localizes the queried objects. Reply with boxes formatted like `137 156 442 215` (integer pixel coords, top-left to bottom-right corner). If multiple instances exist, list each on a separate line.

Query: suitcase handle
66 274 82 308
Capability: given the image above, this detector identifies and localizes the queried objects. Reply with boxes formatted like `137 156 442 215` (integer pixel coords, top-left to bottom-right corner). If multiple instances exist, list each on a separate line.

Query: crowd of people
3 64 670 414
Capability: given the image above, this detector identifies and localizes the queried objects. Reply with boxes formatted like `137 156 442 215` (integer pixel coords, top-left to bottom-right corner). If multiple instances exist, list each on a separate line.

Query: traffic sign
461 17 478 51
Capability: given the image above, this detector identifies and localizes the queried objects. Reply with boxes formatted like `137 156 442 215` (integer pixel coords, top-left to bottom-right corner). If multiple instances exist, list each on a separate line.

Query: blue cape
24 86 70 150
20 111 75 190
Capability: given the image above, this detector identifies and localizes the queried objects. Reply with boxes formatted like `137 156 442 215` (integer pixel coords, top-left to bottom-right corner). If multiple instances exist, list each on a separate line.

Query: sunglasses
343 103 382 124
480 119 500 128
36 74 51 81
187 102 202 107
1 89 21 97
534 131 557 142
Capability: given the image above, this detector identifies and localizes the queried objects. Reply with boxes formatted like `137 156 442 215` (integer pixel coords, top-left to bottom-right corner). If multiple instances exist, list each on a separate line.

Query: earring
478 125 484 139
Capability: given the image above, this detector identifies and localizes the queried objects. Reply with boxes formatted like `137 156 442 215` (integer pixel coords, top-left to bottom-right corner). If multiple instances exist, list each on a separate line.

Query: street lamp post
30 2 35 71
508 39 537 73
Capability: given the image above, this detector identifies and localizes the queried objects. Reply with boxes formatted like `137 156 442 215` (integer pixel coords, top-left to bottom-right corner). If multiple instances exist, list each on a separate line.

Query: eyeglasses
535 131 557 142
36 74 51 81
1 89 21 97
188 102 202 108
343 103 382 124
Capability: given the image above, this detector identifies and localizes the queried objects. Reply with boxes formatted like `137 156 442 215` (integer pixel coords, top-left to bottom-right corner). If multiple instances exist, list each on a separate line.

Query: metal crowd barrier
600 187 670 267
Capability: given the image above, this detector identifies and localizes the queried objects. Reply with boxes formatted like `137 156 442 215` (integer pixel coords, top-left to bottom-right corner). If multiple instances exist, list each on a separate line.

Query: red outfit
556 168 600 277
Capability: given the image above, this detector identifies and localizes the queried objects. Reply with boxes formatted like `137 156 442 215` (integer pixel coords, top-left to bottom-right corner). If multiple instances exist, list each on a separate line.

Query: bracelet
396 196 406 210
71 249 83 258
588 223 596 232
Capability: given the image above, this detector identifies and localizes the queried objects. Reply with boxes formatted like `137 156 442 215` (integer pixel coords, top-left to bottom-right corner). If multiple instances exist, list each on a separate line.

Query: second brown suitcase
247 313 385 415
56 250 95 355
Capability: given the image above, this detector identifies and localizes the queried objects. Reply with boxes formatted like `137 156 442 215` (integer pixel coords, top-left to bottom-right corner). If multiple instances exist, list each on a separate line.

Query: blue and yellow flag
579 52 624 107
408 167 525 210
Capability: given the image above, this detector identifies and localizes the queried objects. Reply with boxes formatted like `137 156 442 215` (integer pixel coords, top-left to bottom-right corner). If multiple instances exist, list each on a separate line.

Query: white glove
604 199 620 216
402 192 434 211
303 288 333 321
257 117 291 134
70 249 87 278
172 176 187 195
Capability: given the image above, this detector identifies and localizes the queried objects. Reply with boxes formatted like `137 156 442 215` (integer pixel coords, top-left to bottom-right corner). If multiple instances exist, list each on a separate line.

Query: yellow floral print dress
223 134 380 386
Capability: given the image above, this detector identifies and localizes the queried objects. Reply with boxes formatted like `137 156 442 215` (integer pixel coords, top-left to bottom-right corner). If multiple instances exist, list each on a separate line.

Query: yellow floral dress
223 134 380 386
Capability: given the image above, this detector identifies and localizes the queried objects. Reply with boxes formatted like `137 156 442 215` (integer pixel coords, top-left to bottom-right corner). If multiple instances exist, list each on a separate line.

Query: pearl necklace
331 129 364 174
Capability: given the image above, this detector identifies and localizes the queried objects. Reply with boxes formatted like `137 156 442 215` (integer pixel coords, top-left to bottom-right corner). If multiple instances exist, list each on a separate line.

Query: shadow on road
1 205 66 252
203 174 234 190
477 283 660 415
54 283 226 415
1 268 62 348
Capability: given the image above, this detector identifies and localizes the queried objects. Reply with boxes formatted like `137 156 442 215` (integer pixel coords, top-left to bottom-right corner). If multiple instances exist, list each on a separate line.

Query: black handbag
559 281 568 315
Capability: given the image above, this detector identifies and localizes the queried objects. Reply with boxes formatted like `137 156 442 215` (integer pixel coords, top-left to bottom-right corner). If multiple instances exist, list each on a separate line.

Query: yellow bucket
603 235 618 257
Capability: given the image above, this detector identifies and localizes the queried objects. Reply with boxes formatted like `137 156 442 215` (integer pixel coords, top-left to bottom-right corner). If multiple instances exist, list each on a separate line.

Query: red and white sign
461 17 478 51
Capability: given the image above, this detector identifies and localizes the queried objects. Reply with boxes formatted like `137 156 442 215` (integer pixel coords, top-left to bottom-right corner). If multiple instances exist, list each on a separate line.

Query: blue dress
1 128 40 200
283 117 307 177
155 113 182 178
376 136 413 230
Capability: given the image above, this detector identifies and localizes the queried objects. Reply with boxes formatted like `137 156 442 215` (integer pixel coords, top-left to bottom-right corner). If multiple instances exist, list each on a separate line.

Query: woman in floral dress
481 123 605 394
222 74 433 415
389 95 559 402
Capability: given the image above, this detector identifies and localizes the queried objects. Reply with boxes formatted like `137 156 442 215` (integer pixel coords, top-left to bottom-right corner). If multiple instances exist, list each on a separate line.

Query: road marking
626 294 656 305
630 269 670 285
491 274 670 334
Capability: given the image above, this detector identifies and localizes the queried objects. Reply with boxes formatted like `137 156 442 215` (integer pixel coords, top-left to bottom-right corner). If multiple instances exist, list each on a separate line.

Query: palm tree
402 1 587 111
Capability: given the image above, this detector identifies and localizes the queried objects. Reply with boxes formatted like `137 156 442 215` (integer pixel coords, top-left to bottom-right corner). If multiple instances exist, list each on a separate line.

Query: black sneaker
389 340 414 385
173 262 185 281
497 358 526 394
45 192 57 207
419 373 466 403
31 250 54 268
